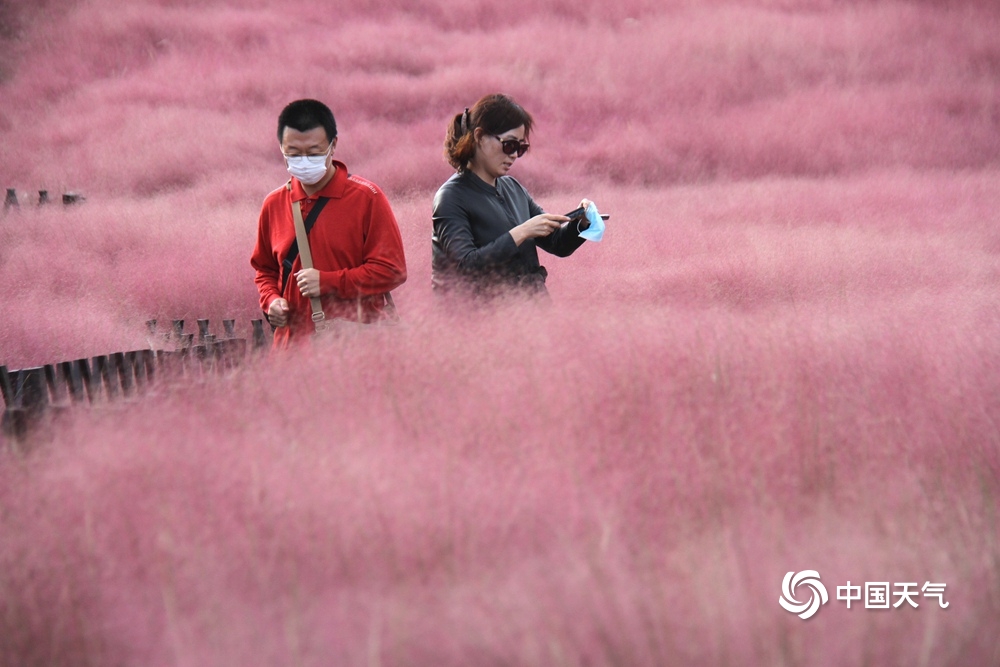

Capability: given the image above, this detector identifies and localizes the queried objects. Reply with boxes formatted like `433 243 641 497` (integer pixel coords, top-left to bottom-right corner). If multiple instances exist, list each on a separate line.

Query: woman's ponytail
443 95 533 172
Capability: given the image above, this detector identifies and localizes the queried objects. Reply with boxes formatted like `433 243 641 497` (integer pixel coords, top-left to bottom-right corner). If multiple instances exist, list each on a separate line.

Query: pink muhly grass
1 296 997 665
2 0 998 194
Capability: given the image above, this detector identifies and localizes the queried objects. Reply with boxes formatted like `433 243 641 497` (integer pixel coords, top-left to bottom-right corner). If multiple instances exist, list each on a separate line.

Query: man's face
280 126 336 167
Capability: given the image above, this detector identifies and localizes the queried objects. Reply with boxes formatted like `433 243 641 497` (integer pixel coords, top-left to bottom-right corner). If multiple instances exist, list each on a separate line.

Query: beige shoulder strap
291 200 326 326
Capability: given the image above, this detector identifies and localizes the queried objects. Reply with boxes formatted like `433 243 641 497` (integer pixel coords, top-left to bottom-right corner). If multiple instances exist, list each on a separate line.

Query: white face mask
284 143 333 185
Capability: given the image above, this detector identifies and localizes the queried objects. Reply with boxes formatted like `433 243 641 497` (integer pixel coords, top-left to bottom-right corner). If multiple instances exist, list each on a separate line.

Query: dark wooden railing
1 318 271 441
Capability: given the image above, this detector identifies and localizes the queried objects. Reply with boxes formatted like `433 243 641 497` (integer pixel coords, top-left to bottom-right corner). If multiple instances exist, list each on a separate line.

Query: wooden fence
1 318 271 441
4 187 85 208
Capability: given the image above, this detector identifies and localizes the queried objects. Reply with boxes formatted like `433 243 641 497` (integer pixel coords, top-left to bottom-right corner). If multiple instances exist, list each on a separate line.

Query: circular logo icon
779 570 829 620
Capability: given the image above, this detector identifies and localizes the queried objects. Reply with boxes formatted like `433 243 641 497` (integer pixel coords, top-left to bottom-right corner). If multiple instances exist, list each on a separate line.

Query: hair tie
460 108 470 134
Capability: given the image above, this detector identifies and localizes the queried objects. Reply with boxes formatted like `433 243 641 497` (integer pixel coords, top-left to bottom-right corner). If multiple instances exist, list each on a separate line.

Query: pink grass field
1 0 999 665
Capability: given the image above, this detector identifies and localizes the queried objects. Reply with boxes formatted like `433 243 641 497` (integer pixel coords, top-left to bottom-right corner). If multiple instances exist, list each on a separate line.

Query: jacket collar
288 160 349 201
461 169 505 194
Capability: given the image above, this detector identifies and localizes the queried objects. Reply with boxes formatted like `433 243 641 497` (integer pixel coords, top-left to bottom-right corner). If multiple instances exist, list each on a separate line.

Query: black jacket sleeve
523 188 588 258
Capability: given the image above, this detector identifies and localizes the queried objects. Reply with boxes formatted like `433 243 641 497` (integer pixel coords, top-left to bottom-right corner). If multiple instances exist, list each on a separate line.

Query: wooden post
111 352 133 398
44 364 70 406
139 349 157 386
252 319 267 350
91 355 118 400
62 360 87 403
172 320 185 347
123 354 141 395
75 358 97 403
0 365 12 409
15 368 49 415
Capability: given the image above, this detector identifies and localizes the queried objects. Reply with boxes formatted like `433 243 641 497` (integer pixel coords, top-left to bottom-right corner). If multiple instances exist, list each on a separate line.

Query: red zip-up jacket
251 161 407 347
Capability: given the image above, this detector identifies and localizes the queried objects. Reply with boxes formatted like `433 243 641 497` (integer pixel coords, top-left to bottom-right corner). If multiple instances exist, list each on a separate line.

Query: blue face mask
579 202 605 242
283 142 334 185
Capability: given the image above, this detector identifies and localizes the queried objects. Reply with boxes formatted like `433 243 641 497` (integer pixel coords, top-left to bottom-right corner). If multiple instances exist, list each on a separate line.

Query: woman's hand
510 213 569 246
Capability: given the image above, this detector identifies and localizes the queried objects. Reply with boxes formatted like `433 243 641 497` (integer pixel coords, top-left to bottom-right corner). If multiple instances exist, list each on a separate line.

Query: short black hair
277 99 338 144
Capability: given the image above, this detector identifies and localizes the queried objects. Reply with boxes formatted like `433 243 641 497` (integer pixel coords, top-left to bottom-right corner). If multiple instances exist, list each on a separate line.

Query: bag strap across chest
290 198 329 326
280 193 330 294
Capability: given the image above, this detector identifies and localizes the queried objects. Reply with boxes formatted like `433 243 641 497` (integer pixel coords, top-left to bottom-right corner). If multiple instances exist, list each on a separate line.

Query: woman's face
470 125 526 183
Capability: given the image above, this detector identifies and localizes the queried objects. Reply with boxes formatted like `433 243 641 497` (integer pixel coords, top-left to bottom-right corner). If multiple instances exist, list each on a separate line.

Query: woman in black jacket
432 93 592 298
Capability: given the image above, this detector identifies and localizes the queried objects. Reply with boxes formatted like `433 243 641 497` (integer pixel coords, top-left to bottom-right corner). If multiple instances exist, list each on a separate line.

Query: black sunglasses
492 135 530 157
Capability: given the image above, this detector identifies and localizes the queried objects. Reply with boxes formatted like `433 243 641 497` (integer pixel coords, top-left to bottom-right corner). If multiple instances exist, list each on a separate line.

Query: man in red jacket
251 99 407 347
